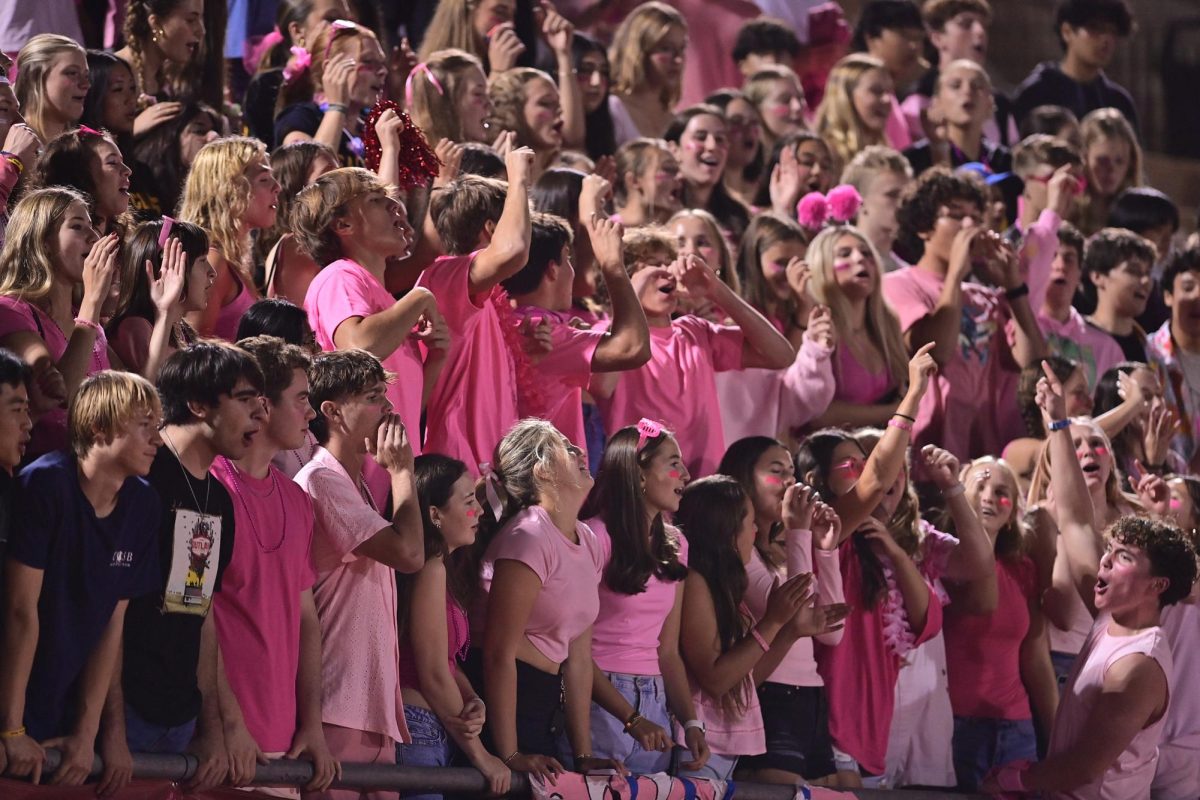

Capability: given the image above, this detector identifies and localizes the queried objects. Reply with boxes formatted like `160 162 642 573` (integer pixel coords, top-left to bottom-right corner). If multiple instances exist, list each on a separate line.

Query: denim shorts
589 672 672 774
951 716 1037 792
738 682 835 780
396 706 454 800
1050 650 1077 689
674 749 738 782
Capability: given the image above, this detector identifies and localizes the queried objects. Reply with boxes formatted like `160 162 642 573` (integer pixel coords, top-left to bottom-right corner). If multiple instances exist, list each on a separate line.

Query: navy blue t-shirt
6 451 160 740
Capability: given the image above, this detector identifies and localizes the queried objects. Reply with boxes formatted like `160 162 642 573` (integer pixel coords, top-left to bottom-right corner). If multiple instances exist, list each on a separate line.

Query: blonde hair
487 68 556 150
410 48 487 146
815 54 889 167
743 64 804 112
1078 108 1143 232
806 225 908 390
622 225 677 274
177 135 269 270
614 137 673 210
418 0 483 61
0 187 90 303
69 370 162 459
474 418 574 547
667 208 737 292
15 34 87 141
609 2 687 109
1026 417 1139 515
839 145 912 194
291 167 392 266
960 456 1027 560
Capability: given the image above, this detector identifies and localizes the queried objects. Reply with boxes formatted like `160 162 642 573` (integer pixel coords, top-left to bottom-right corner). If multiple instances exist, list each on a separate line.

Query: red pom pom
363 99 441 189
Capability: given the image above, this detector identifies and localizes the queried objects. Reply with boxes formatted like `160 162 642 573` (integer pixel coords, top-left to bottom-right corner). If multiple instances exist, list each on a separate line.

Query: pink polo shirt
882 266 1007 461
589 519 689 675
416 253 518 474
512 305 603 458
211 460 318 752
598 316 743 479
295 447 410 744
305 259 425 455
480 506 604 664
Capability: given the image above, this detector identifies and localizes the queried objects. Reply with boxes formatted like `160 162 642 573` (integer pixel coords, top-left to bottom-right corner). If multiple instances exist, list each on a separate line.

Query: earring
433 519 442 529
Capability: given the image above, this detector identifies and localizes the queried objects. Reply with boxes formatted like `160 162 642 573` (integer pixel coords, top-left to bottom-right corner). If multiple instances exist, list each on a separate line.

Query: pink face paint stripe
763 475 784 486
667 469 683 479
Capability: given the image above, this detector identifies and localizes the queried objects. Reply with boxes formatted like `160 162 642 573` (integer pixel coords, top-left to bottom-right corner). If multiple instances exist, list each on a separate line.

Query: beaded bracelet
750 626 770 652
887 417 913 432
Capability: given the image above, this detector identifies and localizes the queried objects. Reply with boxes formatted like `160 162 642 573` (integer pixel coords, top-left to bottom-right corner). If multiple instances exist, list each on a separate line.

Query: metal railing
34 749 986 799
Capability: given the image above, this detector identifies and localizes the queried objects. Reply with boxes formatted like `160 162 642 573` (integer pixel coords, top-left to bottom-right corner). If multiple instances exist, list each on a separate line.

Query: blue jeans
589 673 672 774
674 749 737 782
1051 650 1077 689
123 702 196 754
396 706 454 800
952 716 1038 791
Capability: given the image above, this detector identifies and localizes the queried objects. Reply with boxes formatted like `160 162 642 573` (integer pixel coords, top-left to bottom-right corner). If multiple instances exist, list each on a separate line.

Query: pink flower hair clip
636 418 665 451
282 46 312 84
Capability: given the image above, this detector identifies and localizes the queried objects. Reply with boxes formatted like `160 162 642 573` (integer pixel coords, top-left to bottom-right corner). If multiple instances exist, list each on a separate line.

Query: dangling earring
433 518 442 529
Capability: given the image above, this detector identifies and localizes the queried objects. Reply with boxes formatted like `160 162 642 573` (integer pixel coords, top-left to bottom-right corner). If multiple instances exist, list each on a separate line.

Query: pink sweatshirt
743 529 844 687
716 336 835 445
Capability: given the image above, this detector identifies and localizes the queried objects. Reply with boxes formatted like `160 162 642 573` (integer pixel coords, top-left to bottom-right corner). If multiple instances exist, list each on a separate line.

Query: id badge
162 509 223 616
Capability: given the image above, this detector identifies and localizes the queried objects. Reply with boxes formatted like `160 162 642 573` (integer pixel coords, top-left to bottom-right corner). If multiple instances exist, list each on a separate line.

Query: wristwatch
684 719 706 734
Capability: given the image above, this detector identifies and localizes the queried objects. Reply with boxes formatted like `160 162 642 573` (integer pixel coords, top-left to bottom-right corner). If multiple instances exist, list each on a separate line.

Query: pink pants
300 724 397 800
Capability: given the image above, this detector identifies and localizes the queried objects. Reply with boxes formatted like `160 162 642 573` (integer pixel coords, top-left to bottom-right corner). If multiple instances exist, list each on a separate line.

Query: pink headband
636 418 664 451
323 19 358 63
77 124 103 138
404 63 444 107
158 216 175 248
478 462 505 521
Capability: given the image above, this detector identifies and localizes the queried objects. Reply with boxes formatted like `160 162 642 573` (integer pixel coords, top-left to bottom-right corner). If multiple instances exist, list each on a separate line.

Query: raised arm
1037 362 1103 617
352 415 425 572
143 237 188 381
831 344 937 539
905 227 976 367
925 446 997 614
587 213 650 371
541 3 585 149
467 148 535 295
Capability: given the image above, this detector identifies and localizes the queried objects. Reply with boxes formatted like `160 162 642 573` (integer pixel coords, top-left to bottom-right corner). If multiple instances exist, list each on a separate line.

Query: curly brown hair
896 166 986 237
1107 515 1198 607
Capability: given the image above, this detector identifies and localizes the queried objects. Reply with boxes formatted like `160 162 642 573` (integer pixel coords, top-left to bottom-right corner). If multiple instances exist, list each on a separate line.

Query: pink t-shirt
212 270 256 342
512 306 603 458
1049 616 1173 800
816 535 945 775
883 266 1007 461
295 447 410 744
743 529 844 688
1036 308 1124 390
416 253 518 474
0 296 109 458
211 459 318 752
832 343 895 406
598 316 743 479
589 518 689 675
674 0 761 107
716 336 836 445
1155 602 1200 798
305 259 426 454
480 506 604 664
944 556 1036 720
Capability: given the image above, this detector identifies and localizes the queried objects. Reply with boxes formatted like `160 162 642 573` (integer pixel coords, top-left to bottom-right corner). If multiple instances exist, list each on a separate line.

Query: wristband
1048 418 1070 432
683 719 706 734
622 711 643 732
324 102 349 114
1004 283 1030 301
887 417 912 432
0 725 26 738
0 151 23 175
574 753 592 762
893 412 916 423
942 483 966 499
750 626 770 652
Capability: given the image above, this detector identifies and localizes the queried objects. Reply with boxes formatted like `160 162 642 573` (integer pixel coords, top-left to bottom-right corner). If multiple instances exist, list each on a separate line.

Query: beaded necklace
219 456 287 553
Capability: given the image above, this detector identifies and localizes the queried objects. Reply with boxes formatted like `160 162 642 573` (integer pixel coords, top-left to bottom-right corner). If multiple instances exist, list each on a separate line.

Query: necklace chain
162 430 211 515
219 456 288 553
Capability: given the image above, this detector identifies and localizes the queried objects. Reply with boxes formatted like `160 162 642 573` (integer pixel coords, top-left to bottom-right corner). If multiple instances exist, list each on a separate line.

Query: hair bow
478 462 505 522
157 216 175 248
283 46 312 84
796 184 863 231
76 124 104 138
636 418 665 451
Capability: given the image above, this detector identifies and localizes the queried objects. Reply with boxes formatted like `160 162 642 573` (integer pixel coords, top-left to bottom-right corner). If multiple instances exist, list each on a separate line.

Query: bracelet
750 626 770 652
683 719 705 733
0 725 26 738
623 711 644 732
503 750 520 766
1048 418 1070 432
1004 283 1030 301
887 417 913 432
893 412 916 423
74 317 103 335
942 483 966 499
324 102 349 114
0 151 22 175
574 753 592 762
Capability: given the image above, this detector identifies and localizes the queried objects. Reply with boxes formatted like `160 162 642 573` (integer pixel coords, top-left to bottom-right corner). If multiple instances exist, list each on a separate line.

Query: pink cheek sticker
667 470 683 479
1094 446 1109 457
466 509 478 518
1170 498 1183 510
833 260 854 272
763 475 784 486
998 496 1012 508
769 103 792 118
683 139 704 153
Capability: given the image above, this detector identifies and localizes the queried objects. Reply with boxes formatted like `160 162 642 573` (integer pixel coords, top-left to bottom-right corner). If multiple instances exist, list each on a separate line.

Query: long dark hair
107 218 208 344
573 33 616 159
33 128 131 235
130 102 220 216
259 0 315 71
676 475 751 656
398 454 480 639
718 436 787 566
752 131 828 208
795 428 889 609
256 140 336 266
235 298 310 344
581 427 687 595
82 51 135 147
1094 361 1151 478
664 104 750 241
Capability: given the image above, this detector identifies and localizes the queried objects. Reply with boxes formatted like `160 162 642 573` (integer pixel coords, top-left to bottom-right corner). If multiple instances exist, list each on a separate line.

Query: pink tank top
398 591 470 691
1048 615 1174 799
213 270 257 342
833 343 894 405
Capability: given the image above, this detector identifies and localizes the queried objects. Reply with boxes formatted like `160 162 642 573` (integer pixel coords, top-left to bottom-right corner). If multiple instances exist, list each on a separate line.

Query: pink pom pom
827 184 863 222
796 192 828 229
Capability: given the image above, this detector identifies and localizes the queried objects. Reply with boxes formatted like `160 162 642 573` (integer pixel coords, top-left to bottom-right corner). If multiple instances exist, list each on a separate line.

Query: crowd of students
0 0 1198 798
